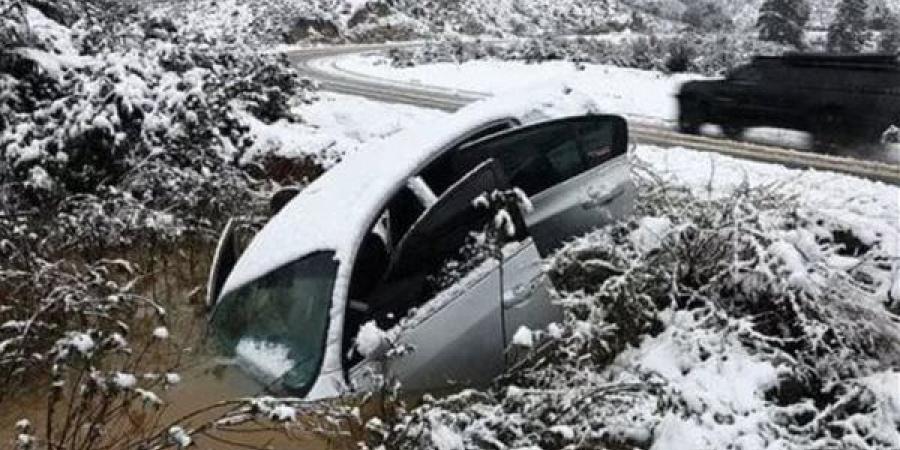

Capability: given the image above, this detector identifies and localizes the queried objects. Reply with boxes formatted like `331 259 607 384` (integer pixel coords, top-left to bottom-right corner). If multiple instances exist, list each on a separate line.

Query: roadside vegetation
1 0 324 446
364 168 900 450
2 0 900 449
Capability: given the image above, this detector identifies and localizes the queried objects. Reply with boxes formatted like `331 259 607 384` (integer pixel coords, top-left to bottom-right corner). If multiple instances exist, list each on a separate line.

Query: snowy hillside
139 0 900 45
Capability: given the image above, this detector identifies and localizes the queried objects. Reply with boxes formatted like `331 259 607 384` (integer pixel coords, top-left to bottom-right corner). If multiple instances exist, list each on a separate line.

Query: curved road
285 45 900 184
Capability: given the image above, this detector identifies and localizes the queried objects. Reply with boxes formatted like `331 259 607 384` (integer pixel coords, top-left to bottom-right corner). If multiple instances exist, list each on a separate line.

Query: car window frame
454 115 628 199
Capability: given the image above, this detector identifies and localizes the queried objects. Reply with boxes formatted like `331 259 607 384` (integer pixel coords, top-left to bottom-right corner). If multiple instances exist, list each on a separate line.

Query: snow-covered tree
878 13 900 53
757 0 810 48
827 0 871 53
682 0 733 32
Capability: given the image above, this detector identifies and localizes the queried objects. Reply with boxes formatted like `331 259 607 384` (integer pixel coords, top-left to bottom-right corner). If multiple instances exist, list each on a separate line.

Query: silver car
207 97 633 400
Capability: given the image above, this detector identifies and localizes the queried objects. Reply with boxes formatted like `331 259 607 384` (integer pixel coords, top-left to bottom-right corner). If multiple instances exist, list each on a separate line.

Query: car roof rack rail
753 52 900 70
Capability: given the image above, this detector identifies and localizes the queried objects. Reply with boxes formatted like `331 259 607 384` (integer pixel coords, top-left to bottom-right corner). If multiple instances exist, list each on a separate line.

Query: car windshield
211 252 338 395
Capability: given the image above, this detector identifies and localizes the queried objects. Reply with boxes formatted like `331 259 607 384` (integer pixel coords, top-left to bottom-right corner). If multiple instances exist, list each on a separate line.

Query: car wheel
811 108 850 149
721 124 743 140
678 100 704 135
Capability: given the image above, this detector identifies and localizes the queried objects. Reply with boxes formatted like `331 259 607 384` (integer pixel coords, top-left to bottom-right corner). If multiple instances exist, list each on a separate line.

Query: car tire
811 108 850 149
721 124 744 140
678 99 705 135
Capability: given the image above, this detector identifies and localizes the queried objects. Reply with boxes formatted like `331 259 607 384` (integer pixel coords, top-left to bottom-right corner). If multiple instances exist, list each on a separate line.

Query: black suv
677 53 900 144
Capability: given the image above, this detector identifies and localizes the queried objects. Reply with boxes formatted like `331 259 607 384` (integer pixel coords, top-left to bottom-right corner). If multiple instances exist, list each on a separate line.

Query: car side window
545 138 583 181
343 185 426 368
454 121 579 196
575 119 621 168
455 117 625 198
418 120 518 195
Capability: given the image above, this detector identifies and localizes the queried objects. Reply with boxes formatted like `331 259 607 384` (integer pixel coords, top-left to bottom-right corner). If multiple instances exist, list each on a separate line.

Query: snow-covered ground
328 53 702 124
637 145 899 249
243 92 445 167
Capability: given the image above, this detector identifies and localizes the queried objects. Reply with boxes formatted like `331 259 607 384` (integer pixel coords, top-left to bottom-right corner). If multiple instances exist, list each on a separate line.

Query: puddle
0 359 354 449
0 244 358 449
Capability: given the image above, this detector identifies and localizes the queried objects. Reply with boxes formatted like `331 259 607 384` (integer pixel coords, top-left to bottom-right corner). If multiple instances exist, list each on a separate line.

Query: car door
500 240 562 348
531 117 634 253
717 65 771 126
348 160 520 393
454 115 631 255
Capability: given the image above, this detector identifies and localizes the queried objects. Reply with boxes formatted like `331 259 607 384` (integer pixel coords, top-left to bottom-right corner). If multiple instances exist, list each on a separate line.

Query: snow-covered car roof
220 83 601 297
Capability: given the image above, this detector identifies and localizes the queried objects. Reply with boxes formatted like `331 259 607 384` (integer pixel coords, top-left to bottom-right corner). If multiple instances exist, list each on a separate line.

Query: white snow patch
269 405 297 422
27 166 53 191
235 339 295 379
629 217 673 254
168 426 192 448
511 326 534 348
152 326 170 340
355 321 387 358
112 372 137 389
430 420 465 450
165 372 182 385
62 332 96 356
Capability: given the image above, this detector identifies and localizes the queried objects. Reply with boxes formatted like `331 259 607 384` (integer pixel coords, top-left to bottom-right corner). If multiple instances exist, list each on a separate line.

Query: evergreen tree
757 0 810 48
827 0 870 53
878 13 900 53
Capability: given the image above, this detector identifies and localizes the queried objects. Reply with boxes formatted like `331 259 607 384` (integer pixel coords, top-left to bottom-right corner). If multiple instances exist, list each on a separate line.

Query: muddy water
0 360 348 449
0 247 355 450
0 327 350 449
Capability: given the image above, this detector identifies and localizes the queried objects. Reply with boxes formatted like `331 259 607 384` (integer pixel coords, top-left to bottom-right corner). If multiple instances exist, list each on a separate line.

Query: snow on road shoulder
333 53 703 123
241 92 447 168
635 144 900 257
325 53 900 161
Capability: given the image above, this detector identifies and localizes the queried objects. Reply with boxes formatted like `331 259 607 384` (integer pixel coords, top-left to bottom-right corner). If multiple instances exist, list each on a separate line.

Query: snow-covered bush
681 1 734 32
758 0 811 48
367 176 900 449
827 0 871 53
0 0 319 407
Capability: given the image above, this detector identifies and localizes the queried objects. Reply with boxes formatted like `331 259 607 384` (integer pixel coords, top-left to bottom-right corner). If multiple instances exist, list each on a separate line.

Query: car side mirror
270 186 301 216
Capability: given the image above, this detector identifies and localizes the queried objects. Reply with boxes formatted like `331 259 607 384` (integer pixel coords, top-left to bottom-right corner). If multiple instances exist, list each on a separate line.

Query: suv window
729 66 764 82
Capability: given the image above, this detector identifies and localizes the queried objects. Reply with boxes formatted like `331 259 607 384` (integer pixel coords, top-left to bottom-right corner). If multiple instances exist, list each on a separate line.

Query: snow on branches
388 34 789 76
369 177 900 450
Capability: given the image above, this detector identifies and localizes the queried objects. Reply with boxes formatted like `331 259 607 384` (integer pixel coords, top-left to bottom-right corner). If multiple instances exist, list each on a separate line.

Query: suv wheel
811 108 850 148
678 100 705 135
721 124 744 140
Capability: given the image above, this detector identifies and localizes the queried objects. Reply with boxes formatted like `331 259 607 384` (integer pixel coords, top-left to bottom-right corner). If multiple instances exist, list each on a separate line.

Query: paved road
285 45 900 184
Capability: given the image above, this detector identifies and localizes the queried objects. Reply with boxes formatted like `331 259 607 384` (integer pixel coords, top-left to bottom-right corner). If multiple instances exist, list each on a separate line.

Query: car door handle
581 185 625 210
